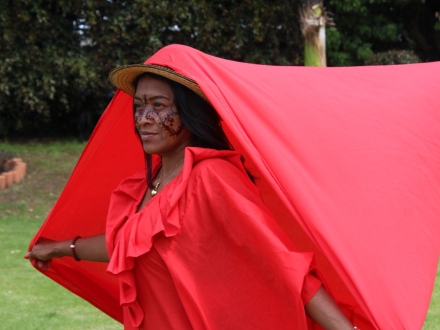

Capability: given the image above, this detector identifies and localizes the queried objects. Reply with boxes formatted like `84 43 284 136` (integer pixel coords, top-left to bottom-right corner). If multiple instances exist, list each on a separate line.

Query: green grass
0 140 438 329
426 265 440 329
0 140 121 330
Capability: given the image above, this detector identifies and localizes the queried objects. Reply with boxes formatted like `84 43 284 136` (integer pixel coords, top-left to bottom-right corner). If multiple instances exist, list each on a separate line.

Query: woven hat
108 64 208 102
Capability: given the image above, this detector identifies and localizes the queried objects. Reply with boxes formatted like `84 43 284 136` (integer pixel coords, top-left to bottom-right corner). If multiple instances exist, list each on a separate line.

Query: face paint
158 109 183 137
134 94 183 137
134 106 154 124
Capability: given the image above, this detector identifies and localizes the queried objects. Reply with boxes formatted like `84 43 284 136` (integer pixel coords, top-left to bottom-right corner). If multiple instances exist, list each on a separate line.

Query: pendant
151 183 160 197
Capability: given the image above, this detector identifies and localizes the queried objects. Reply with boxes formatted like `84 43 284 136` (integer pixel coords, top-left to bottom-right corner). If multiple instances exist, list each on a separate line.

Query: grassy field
0 141 120 330
0 140 438 329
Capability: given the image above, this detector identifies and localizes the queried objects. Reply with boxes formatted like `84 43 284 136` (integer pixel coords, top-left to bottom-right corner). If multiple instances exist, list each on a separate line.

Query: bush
364 50 421 65
1 0 439 138
0 150 15 174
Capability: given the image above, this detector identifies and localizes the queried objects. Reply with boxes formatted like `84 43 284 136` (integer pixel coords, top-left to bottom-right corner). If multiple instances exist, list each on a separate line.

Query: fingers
24 251 38 260
24 251 36 260
24 251 51 271
36 259 51 271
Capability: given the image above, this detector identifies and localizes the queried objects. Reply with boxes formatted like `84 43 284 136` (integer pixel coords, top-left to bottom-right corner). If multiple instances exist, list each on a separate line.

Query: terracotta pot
0 175 5 190
12 169 21 183
3 171 14 188
4 159 15 171
15 164 23 181
0 160 27 188
20 162 27 179
13 161 26 181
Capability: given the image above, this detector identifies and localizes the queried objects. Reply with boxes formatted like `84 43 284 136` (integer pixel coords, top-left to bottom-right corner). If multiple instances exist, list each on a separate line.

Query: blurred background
1 0 439 140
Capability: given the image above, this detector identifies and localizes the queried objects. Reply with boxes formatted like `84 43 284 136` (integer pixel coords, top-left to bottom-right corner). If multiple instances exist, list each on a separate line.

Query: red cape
29 44 440 329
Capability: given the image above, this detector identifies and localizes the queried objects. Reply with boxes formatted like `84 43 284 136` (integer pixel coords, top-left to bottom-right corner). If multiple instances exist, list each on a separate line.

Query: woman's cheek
158 110 183 137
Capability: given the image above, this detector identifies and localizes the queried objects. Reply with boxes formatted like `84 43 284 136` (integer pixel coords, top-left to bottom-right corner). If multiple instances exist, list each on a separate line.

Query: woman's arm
305 286 355 330
25 234 109 270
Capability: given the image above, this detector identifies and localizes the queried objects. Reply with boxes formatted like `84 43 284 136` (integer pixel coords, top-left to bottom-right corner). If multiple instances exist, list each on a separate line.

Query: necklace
151 158 184 197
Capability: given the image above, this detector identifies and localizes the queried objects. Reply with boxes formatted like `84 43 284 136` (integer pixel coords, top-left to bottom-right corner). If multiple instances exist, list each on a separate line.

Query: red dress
106 147 321 329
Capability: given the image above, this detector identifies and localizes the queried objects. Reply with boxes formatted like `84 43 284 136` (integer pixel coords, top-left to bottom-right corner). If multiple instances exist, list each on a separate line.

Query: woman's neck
160 147 187 174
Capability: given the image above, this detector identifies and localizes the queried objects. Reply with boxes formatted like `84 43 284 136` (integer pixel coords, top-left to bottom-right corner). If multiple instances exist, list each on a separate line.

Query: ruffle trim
106 147 242 328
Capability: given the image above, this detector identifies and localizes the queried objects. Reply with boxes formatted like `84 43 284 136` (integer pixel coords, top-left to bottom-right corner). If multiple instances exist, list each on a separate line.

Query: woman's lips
139 132 158 140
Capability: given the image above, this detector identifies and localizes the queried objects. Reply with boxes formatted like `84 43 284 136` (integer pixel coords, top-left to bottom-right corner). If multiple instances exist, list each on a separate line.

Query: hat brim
108 64 208 102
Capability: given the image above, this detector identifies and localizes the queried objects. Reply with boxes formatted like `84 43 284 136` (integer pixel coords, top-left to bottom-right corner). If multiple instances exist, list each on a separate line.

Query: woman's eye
153 102 165 108
134 105 145 115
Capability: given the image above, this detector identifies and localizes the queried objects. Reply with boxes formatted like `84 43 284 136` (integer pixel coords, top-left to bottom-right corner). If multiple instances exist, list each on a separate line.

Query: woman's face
134 75 192 157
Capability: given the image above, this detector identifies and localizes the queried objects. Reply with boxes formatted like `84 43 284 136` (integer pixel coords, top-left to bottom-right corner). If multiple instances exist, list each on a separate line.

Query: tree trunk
300 0 329 67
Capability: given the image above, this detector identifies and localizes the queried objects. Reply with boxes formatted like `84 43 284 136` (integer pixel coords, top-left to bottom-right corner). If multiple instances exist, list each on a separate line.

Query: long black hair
133 72 252 188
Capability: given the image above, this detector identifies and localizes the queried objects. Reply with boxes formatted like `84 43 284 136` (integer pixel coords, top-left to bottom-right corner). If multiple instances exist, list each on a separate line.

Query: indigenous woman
26 65 357 329
26 45 440 330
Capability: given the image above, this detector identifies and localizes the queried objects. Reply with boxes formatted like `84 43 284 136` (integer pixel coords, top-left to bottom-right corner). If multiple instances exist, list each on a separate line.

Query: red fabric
106 148 321 329
29 44 440 329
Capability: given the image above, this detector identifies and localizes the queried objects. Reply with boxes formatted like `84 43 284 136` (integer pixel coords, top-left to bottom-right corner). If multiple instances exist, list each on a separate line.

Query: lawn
0 141 120 330
0 140 438 329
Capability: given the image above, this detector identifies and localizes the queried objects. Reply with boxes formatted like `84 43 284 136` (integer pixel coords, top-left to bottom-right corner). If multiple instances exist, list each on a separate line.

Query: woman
27 64 357 329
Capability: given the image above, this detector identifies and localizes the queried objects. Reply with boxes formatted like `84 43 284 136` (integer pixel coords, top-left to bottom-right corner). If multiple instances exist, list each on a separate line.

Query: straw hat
108 64 208 102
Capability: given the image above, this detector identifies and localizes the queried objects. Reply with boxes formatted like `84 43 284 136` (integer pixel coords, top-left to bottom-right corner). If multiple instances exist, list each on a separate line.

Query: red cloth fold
29 44 440 329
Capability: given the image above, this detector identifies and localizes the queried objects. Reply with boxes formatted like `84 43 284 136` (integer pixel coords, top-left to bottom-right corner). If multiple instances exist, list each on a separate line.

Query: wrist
52 240 72 258
69 236 81 261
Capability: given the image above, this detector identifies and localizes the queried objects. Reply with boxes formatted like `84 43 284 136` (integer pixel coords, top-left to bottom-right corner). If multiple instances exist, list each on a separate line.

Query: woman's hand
24 237 66 271
24 234 109 270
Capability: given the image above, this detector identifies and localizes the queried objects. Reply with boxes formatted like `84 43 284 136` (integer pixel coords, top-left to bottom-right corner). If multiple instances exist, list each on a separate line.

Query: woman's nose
136 108 154 125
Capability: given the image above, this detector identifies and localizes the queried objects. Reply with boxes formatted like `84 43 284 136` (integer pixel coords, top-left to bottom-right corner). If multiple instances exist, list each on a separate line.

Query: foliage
0 150 15 173
325 0 440 65
0 0 439 138
364 49 421 65
0 0 303 138
0 1 101 137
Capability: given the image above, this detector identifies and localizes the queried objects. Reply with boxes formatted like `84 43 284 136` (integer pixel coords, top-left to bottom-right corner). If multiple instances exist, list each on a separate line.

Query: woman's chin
141 142 161 155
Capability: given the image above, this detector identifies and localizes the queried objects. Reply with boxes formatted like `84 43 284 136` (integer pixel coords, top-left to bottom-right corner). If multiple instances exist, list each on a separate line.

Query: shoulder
187 148 247 180
184 147 258 195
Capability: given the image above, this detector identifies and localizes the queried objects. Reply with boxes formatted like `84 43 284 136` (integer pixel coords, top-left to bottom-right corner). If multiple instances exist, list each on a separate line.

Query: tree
325 0 440 65
0 0 304 138
300 0 333 66
1 0 439 138
0 0 101 137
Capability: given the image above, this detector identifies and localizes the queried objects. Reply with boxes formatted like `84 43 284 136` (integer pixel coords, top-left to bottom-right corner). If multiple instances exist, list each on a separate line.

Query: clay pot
12 169 21 183
19 162 27 180
12 159 26 181
3 171 14 188
15 165 23 181
0 175 5 190
0 159 27 188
